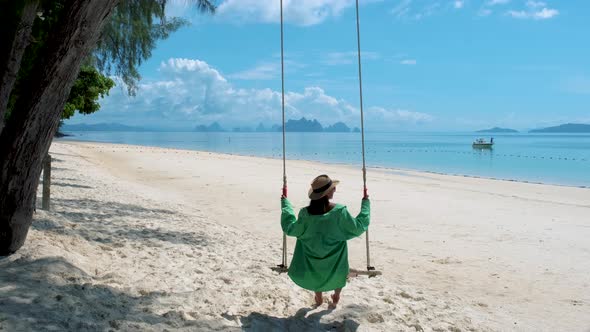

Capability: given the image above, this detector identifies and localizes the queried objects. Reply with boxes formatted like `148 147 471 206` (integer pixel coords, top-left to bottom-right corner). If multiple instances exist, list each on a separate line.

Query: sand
0 140 589 331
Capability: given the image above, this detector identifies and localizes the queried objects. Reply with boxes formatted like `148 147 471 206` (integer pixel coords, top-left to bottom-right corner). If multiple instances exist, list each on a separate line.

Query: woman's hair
307 196 330 215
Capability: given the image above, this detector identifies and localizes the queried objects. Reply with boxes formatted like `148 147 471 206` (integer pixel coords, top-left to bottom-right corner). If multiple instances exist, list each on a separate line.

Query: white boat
472 137 494 149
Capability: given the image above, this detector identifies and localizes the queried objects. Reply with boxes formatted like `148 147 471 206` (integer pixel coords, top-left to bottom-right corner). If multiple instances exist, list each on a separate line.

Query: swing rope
278 0 375 273
280 0 288 269
354 0 375 272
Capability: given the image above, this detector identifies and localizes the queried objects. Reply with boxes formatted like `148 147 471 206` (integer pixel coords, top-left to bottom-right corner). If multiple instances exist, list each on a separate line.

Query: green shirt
281 198 371 292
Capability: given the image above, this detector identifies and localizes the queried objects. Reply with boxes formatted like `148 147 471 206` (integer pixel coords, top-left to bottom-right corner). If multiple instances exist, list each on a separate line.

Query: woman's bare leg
330 288 342 308
314 292 323 306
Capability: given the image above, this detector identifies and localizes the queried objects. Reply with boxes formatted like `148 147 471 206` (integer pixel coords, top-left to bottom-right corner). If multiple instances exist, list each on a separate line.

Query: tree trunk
0 0 119 255
0 1 39 135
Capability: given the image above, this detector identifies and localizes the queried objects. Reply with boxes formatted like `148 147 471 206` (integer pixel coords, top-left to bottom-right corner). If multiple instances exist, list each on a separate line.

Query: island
284 117 323 132
529 123 590 133
324 121 351 133
476 127 518 133
194 122 225 132
272 117 352 132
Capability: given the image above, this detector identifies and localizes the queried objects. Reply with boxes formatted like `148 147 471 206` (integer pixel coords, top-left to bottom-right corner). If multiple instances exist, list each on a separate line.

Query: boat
472 137 494 149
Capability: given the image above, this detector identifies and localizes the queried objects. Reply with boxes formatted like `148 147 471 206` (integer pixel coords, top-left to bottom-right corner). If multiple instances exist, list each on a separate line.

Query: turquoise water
61 131 590 187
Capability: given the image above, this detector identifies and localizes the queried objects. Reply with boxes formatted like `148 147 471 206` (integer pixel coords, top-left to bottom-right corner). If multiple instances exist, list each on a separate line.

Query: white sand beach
1 140 589 331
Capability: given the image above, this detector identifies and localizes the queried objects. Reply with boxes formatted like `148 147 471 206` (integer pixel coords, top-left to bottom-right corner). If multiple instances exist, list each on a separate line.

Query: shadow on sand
239 307 360 331
33 197 209 248
0 256 237 331
0 257 165 330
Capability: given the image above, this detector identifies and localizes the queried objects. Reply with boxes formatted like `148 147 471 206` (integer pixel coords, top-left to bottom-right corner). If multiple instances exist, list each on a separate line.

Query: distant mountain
62 123 148 131
194 122 225 132
255 123 281 132
273 118 357 132
325 122 351 132
68 120 357 133
477 127 518 133
529 123 590 133
352 127 361 133
284 117 323 132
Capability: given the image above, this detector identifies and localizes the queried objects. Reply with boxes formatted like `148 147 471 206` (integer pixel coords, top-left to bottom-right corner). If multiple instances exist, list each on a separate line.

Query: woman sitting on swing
281 174 370 308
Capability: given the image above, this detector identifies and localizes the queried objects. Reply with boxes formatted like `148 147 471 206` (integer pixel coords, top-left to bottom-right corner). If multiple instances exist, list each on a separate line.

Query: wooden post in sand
42 154 51 211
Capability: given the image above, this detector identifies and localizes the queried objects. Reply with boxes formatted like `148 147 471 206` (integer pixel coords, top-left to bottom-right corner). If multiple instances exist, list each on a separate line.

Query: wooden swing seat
271 265 382 278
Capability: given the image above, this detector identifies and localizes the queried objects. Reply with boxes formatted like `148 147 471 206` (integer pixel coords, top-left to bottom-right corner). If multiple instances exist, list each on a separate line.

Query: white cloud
215 0 376 26
164 0 386 26
506 1 558 19
532 7 558 19
391 0 442 20
526 1 545 8
392 1 482 19
228 56 306 80
478 8 492 16
417 2 441 19
75 58 433 131
367 107 434 124
322 51 380 65
229 62 279 80
391 0 412 18
507 7 558 19
400 59 417 65
507 10 528 18
481 0 558 20
486 0 510 5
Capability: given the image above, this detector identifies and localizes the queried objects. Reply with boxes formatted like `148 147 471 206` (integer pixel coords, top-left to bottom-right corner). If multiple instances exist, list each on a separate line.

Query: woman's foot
329 290 341 309
314 292 323 306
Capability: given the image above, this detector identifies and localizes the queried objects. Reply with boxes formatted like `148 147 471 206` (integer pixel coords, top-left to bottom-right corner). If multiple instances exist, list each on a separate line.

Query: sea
60 131 590 188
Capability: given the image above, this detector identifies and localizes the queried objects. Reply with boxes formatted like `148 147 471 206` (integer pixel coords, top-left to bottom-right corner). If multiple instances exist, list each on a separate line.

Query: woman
281 174 370 308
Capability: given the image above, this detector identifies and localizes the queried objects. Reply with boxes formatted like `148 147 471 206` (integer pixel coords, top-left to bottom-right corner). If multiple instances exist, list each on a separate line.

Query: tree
0 0 215 255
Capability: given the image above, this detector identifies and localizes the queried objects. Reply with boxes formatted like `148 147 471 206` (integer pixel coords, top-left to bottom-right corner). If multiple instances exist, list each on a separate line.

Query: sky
68 0 590 132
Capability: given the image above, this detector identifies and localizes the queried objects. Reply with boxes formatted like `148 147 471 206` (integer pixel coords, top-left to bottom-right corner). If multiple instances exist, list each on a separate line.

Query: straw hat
308 174 340 200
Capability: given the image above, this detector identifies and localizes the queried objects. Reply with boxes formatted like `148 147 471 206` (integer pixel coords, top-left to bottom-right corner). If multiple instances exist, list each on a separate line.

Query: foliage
95 0 215 95
6 0 215 121
62 65 116 119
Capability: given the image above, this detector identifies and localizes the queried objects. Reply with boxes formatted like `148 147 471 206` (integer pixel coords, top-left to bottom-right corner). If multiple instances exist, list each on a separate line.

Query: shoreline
58 137 590 190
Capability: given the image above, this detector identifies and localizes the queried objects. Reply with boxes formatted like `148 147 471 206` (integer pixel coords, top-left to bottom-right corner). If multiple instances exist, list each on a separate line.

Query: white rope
354 0 374 271
280 0 288 268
